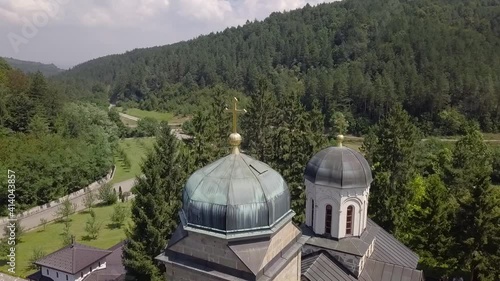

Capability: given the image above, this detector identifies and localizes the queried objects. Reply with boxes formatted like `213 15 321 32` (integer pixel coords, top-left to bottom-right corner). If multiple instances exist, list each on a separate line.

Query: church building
156 98 423 281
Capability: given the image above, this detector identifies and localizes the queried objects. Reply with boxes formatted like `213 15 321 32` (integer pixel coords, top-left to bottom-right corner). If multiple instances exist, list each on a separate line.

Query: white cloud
175 0 232 22
78 0 171 27
0 0 340 67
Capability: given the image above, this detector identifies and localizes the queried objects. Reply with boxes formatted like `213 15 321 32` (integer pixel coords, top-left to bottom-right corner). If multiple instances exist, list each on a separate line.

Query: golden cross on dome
225 97 246 133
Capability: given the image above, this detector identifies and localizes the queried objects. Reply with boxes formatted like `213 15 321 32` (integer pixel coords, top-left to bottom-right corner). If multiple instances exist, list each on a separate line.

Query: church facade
156 98 423 281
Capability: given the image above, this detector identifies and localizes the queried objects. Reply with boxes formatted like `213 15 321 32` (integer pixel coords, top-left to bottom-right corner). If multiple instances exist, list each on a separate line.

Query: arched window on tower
311 199 315 228
325 205 332 235
346 205 354 235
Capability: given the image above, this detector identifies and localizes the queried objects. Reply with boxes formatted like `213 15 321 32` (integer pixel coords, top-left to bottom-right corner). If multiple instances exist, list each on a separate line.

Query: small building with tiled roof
27 241 125 281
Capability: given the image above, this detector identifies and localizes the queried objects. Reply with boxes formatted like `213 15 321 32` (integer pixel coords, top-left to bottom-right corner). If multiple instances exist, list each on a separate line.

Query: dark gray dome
182 153 291 234
304 146 373 189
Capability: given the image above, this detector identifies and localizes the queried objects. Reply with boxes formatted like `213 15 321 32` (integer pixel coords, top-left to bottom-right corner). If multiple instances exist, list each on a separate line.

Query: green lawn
0 202 131 278
112 138 156 183
117 107 173 122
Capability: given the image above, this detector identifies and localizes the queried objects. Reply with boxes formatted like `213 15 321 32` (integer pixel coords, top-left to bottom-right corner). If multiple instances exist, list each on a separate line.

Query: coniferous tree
185 110 218 168
123 123 187 281
271 90 327 223
448 129 500 281
241 79 278 162
364 105 421 237
405 174 457 270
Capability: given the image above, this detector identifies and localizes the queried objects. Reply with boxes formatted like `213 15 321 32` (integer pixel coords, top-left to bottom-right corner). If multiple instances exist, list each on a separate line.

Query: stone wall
274 253 301 281
0 166 115 225
261 222 301 270
165 263 225 281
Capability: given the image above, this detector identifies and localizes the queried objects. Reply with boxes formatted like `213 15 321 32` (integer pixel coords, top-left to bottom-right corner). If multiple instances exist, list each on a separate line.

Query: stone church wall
273 253 301 281
165 264 225 281
261 222 301 270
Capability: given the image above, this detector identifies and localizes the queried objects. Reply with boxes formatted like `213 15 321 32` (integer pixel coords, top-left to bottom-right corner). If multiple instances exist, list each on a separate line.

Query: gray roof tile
359 259 423 281
302 252 357 281
305 147 373 189
34 243 111 274
367 219 420 268
301 223 379 256
84 242 127 281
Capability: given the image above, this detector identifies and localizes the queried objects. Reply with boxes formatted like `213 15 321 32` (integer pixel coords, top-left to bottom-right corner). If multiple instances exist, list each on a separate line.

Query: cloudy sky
0 0 337 69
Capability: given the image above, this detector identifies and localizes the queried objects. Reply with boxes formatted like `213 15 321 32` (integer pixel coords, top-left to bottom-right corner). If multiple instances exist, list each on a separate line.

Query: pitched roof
35 243 112 274
359 259 423 281
84 242 127 281
301 219 423 281
302 252 357 281
301 252 423 281
367 219 420 268
301 221 379 256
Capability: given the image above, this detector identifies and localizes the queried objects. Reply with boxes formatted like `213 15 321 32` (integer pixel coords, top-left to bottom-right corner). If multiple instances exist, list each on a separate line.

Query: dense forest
123 85 500 281
3 57 64 77
0 58 117 215
54 0 500 135
1 0 499 280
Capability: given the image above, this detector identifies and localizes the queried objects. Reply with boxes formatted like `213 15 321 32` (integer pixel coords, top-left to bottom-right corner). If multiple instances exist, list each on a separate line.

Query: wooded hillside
55 0 500 135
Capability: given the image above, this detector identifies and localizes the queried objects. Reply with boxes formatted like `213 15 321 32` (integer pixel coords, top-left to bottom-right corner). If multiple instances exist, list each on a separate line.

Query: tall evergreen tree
405 174 457 270
271 90 326 223
364 105 421 237
448 129 500 281
241 79 278 161
123 124 187 281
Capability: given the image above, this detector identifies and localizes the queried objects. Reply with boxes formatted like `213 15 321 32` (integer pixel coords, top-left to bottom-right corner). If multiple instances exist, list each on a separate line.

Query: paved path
118 112 140 122
109 104 140 122
0 272 26 281
0 179 136 237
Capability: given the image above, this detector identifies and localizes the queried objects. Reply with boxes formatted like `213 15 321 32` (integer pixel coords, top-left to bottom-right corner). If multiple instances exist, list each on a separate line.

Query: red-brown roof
35 243 112 274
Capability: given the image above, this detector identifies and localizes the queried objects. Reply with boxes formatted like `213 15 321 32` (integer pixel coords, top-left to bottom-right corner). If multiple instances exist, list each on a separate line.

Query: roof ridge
77 247 113 254
34 244 72 264
225 153 237 228
350 149 371 187
186 155 227 203
72 243 77 273
240 154 270 206
366 256 421 270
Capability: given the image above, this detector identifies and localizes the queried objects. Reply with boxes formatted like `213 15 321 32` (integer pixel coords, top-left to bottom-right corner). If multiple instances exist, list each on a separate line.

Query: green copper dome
181 153 292 234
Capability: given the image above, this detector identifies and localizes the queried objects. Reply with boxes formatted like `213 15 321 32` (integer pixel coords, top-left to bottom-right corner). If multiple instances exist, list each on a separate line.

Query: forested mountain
4 57 64 77
55 0 500 135
0 58 117 215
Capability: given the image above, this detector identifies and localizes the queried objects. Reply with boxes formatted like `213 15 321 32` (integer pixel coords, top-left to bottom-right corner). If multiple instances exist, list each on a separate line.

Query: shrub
98 183 118 205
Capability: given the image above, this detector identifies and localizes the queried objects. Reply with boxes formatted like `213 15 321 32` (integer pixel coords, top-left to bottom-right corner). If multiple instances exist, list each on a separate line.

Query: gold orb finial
229 133 242 154
225 97 246 154
337 134 344 147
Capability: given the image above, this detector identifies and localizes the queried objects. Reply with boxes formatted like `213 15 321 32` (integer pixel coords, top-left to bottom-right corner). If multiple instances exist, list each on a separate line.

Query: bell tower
304 135 372 239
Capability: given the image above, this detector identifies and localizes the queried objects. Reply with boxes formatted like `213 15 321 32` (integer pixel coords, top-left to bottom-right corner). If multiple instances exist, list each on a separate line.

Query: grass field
117 107 173 122
112 138 156 183
0 202 131 278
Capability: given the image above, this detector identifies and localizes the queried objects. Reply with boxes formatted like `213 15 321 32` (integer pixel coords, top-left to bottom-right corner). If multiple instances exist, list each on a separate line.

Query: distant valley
2 57 64 77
